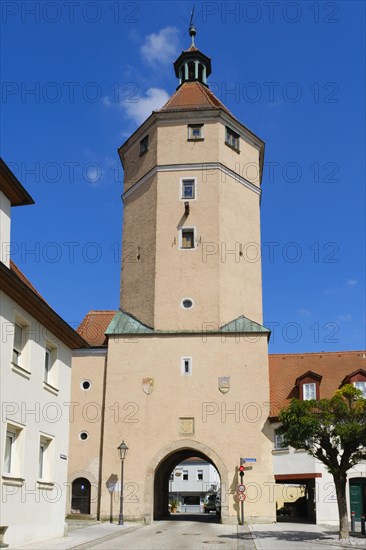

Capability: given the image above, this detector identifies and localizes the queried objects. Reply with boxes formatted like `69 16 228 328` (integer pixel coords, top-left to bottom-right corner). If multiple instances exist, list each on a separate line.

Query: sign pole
240 499 244 525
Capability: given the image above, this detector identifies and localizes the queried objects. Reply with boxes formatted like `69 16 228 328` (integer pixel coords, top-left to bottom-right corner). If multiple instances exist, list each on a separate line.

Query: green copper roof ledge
106 310 270 337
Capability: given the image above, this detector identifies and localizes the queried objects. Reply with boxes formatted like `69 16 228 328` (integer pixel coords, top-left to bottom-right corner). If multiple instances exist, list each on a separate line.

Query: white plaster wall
171 461 220 493
0 190 11 266
0 292 72 547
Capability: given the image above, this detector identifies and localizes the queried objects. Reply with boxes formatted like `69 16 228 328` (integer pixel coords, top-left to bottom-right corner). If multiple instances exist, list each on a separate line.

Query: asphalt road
86 515 254 549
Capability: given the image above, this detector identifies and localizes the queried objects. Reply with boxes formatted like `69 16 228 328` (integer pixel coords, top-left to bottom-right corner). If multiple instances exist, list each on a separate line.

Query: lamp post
117 441 128 525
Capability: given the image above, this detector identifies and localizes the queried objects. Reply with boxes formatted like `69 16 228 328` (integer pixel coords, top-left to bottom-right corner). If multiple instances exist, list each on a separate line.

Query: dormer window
139 135 149 156
303 383 316 401
295 371 322 401
341 369 366 397
354 381 366 397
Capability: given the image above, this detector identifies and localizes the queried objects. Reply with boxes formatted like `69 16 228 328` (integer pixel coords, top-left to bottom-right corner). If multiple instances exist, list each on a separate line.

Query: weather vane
189 6 196 46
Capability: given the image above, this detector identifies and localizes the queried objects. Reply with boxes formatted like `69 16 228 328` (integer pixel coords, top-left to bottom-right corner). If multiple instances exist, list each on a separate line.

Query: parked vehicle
204 494 220 514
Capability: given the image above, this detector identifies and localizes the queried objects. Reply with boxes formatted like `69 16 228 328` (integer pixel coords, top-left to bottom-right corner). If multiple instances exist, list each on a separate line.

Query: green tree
278 384 366 539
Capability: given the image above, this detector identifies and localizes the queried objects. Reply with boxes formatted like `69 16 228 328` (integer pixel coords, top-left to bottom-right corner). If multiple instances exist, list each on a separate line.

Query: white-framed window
4 431 15 474
3 423 24 476
139 135 149 156
188 124 204 140
181 357 192 376
44 342 57 387
180 178 196 200
38 435 53 480
169 472 174 481
225 127 240 151
197 469 203 481
12 321 28 367
274 429 288 450
179 227 196 249
182 470 188 481
353 381 366 398
303 383 316 400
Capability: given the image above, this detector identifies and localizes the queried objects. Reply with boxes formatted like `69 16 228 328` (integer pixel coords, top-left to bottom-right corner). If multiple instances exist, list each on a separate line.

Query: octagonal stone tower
118 38 264 333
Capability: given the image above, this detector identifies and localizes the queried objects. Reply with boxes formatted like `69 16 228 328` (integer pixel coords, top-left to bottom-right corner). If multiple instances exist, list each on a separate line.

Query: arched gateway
145 440 228 521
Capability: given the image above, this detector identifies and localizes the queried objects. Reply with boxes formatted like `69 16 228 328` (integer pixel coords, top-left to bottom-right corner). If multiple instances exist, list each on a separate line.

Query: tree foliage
278 384 366 539
278 385 366 471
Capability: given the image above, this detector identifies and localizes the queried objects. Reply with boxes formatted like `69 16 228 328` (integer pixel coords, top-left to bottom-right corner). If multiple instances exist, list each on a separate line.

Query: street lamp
117 440 128 525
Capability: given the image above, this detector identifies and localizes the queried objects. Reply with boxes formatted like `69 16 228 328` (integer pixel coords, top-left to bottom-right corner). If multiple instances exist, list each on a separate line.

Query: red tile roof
2 260 87 349
159 81 232 115
77 310 116 347
269 351 366 417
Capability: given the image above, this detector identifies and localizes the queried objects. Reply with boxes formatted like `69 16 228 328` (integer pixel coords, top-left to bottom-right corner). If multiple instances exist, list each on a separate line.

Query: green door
350 484 362 521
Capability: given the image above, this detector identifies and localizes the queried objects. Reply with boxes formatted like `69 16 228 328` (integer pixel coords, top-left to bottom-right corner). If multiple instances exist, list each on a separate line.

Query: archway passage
71 477 91 515
154 448 221 521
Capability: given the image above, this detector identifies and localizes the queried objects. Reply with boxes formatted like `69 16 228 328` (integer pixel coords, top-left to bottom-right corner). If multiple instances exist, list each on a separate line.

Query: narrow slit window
139 135 149 156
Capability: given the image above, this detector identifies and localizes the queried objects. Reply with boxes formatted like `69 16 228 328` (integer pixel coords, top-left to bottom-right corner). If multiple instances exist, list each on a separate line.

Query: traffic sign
238 484 246 493
238 493 246 501
243 458 256 463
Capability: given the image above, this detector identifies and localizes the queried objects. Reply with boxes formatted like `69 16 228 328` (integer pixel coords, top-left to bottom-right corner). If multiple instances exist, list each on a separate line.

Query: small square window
139 135 149 156
303 383 316 400
197 470 203 481
181 179 195 200
181 228 195 249
188 124 203 140
182 470 188 481
225 127 240 151
274 430 288 450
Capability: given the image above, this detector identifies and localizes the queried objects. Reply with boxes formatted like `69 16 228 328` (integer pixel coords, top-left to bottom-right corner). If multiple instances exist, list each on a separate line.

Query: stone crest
218 376 230 394
142 377 154 395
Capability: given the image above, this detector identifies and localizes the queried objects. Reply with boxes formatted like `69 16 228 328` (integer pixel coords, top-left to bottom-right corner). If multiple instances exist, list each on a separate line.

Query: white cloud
122 87 170 125
298 308 311 317
346 278 358 287
140 27 180 66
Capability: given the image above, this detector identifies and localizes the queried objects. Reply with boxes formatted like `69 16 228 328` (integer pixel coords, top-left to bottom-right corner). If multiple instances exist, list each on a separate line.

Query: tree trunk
334 473 349 539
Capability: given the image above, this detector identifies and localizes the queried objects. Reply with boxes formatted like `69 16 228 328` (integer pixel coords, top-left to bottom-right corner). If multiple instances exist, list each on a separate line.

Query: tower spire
173 12 211 88
189 7 196 46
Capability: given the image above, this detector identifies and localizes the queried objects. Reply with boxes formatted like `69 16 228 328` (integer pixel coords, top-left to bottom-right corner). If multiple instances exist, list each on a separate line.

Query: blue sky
1 0 365 353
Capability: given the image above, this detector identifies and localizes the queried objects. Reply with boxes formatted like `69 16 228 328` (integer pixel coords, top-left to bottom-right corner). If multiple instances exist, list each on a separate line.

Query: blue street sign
243 458 256 463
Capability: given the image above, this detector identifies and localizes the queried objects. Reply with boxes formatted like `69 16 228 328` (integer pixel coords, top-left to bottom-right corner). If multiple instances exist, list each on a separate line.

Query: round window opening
182 299 193 309
79 432 89 441
81 380 91 391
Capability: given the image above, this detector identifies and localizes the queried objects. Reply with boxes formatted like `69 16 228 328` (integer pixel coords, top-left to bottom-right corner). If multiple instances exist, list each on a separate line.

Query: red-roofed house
268 352 366 524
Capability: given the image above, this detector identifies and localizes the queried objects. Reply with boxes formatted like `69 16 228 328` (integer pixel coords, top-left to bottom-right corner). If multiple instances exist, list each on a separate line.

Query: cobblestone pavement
81 517 255 550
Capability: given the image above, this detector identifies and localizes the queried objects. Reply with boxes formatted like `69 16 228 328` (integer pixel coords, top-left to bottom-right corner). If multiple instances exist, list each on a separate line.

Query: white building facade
0 160 87 547
169 459 220 513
